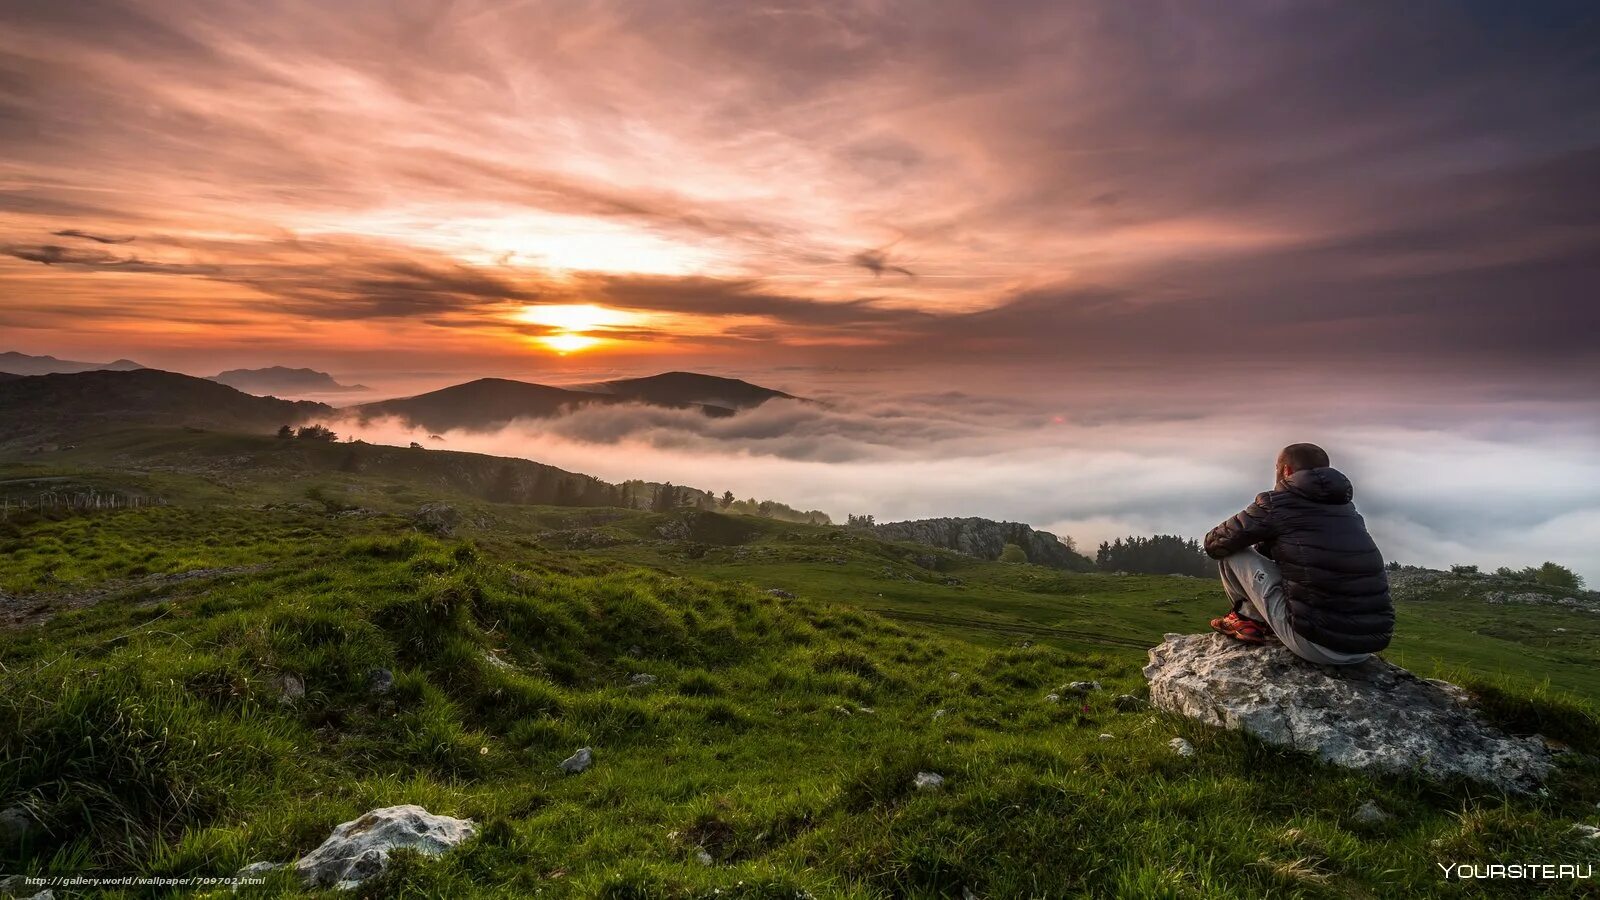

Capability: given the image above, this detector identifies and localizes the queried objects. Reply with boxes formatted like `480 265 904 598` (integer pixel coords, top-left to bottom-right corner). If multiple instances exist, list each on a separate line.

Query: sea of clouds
335 368 1600 583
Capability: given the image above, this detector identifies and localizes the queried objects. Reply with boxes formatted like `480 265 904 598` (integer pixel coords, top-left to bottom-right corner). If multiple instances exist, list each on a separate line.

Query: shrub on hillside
1493 561 1585 591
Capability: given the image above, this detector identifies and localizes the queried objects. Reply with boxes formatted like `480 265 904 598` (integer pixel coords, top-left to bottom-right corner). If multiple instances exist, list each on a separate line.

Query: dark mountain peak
211 366 368 394
348 378 619 432
591 371 796 410
345 371 796 433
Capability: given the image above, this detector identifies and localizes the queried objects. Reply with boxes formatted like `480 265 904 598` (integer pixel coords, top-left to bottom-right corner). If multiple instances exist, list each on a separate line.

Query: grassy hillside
3 432 1599 898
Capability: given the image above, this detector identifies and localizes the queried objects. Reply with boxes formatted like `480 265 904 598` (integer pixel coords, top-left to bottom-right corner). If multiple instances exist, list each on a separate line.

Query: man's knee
1217 549 1262 579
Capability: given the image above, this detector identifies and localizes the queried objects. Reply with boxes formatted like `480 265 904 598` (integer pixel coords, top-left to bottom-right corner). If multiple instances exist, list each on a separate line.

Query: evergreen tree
1095 534 1212 576
486 463 521 503
652 483 678 512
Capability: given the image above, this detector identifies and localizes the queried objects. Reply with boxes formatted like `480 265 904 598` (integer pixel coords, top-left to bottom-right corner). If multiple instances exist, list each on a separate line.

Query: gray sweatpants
1218 549 1370 666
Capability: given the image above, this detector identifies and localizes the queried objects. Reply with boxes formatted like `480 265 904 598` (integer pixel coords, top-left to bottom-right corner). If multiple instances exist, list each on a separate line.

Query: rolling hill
0 369 331 446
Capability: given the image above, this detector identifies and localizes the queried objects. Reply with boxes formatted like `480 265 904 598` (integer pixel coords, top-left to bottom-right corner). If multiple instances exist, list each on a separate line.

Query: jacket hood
1281 466 1354 504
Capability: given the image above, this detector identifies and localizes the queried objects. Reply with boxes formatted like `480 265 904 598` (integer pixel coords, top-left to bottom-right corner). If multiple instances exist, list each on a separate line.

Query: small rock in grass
559 747 593 774
276 674 306 703
694 847 714 865
628 673 657 687
1352 800 1393 825
1098 733 1115 741
1169 737 1196 757
0 875 24 895
295 805 475 890
913 771 945 791
25 891 53 900
0 805 33 845
412 503 460 537
1044 693 1061 703
366 668 393 695
235 860 283 890
764 588 796 599
1066 681 1102 693
1573 824 1600 841
932 708 950 720
855 706 875 714
1113 694 1146 711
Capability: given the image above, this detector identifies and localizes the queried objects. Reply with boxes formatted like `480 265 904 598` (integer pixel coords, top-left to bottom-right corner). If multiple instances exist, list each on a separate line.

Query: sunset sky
3 0 1597 379
5 1 1600 577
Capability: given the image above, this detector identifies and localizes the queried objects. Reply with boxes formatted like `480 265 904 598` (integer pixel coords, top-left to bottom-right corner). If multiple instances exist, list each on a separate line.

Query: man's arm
1204 492 1276 559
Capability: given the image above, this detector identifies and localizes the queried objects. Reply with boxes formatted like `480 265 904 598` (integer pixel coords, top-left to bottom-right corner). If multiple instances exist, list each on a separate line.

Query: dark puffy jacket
1204 467 1393 654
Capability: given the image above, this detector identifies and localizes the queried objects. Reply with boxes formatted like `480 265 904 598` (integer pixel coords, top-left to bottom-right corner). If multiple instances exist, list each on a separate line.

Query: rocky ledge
869 517 1089 569
1143 633 1556 793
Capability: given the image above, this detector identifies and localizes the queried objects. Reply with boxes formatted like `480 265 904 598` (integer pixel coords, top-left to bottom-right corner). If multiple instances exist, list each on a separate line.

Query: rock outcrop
1143 633 1556 793
295 805 475 890
869 518 1091 570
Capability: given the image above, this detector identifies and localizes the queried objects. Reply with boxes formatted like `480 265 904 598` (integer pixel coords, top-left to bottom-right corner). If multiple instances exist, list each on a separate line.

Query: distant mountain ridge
579 371 796 410
0 369 330 446
348 372 797 431
0 351 144 376
870 517 1095 570
211 366 369 394
0 367 799 445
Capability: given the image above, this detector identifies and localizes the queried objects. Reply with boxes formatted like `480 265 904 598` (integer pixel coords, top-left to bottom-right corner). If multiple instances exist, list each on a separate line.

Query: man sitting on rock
1203 442 1393 664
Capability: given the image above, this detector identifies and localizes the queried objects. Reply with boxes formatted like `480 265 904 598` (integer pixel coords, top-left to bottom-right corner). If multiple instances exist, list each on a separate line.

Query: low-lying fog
332 365 1600 583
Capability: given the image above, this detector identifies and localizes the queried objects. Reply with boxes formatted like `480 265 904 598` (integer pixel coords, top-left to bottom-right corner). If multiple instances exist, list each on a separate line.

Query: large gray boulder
295 805 475 889
1143 633 1556 793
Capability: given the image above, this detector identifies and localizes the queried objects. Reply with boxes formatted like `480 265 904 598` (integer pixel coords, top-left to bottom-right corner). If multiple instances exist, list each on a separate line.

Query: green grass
3 431 1600 898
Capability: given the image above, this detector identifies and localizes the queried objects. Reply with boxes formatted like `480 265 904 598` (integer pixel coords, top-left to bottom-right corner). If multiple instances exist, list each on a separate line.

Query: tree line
1095 534 1213 576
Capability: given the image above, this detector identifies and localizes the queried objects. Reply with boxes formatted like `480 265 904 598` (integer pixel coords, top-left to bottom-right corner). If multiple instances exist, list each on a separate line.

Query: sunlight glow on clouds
1 1 1594 370
297 209 735 277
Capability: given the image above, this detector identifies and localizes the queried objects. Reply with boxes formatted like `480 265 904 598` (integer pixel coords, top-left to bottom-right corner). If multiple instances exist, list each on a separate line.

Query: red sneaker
1212 611 1270 644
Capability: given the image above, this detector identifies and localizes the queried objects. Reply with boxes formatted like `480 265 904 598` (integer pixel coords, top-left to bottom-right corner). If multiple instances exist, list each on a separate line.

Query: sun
513 304 644 354
539 333 601 354
515 304 637 331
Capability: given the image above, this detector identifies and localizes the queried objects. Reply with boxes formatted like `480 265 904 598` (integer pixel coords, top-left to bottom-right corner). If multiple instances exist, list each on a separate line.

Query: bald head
1276 442 1330 484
